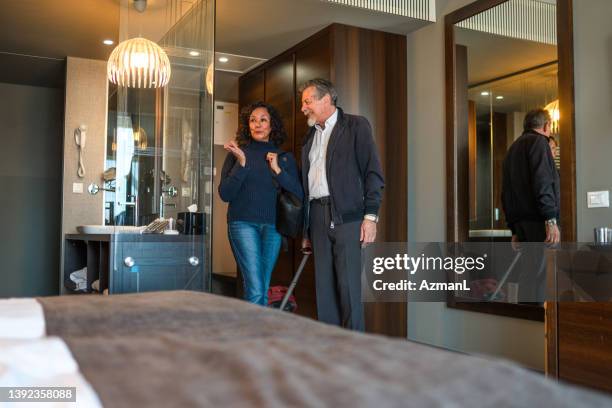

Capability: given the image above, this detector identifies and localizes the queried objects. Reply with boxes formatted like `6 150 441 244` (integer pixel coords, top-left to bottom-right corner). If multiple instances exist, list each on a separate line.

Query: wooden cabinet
238 23 407 336
547 302 612 393
546 249 612 393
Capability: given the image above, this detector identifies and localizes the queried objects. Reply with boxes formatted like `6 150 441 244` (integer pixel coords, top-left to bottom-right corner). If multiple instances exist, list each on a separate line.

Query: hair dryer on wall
75 124 87 178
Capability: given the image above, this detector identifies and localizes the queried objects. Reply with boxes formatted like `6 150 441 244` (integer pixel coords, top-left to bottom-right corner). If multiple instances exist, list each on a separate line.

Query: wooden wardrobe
238 23 408 337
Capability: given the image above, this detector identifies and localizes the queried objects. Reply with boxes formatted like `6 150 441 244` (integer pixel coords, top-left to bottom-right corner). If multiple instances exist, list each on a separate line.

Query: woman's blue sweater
218 140 303 224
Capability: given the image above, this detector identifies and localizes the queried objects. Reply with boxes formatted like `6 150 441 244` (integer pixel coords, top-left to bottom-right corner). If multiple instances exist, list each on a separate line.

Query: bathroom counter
65 233 202 242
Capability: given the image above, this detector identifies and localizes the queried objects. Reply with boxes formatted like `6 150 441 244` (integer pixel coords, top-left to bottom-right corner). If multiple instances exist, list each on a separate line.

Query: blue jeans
228 221 282 305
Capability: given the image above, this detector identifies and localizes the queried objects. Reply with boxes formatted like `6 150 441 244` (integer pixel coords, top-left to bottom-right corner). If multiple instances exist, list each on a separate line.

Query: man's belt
311 196 331 205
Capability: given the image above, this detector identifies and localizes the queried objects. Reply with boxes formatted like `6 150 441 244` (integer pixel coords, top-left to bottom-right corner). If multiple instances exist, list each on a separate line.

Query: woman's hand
224 141 246 167
266 152 281 175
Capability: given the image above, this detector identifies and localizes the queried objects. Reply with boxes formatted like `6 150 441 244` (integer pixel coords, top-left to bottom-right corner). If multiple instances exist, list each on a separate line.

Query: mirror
451 0 558 242
446 0 565 321
105 87 160 226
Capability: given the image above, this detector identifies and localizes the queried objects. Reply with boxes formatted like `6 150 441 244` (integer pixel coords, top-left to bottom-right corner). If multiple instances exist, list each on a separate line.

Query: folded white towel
70 267 87 283
0 337 103 408
0 298 45 339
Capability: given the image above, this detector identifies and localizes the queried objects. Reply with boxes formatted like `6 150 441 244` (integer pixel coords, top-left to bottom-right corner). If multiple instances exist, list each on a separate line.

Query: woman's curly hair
235 101 287 147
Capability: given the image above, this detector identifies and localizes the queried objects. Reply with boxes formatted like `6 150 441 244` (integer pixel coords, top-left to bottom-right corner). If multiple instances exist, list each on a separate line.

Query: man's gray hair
298 78 338 106
523 109 551 131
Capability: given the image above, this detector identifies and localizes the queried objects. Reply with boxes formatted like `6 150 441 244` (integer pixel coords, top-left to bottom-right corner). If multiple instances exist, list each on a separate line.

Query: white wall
405 0 544 370
573 0 612 242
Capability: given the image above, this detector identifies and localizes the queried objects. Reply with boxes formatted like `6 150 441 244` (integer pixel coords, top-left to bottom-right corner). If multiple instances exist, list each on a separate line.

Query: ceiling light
481 91 489 96
107 0 171 88
107 37 171 88
218 57 229 63
496 96 504 100
189 51 200 57
544 99 560 133
103 39 114 45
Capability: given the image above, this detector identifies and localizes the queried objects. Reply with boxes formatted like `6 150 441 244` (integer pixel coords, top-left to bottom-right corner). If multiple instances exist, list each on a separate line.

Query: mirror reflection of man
299 79 384 331
502 109 561 243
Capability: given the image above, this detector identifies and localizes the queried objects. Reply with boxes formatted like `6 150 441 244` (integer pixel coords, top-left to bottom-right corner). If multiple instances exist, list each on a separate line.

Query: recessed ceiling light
496 96 504 100
189 51 200 57
481 91 489 96
218 57 229 63
103 39 114 45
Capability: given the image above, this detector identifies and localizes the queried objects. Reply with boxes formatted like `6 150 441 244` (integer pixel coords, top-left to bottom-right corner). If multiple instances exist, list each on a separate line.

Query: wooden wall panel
294 30 332 164
558 303 612 393
265 54 295 151
468 100 477 221
455 44 470 242
292 31 331 320
331 25 407 337
265 54 296 288
238 69 264 111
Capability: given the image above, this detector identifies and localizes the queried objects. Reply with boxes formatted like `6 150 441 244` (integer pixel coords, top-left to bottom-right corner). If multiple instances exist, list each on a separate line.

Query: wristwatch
545 218 557 226
364 214 379 223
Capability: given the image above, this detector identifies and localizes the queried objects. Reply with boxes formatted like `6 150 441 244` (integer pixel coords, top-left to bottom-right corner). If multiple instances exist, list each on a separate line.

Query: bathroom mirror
105 86 160 226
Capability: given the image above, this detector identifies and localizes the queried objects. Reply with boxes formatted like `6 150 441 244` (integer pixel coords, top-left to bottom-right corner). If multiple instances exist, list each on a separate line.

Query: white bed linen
0 299 45 339
0 337 102 408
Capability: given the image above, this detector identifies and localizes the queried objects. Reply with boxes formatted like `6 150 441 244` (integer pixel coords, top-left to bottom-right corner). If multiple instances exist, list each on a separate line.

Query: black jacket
301 108 384 234
501 130 560 233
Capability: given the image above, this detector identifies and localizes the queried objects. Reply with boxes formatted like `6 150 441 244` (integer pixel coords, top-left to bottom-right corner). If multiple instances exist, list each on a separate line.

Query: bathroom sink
77 225 145 234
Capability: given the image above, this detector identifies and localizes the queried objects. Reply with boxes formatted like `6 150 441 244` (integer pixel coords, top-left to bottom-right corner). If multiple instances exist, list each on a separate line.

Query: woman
218 101 303 306
548 136 559 160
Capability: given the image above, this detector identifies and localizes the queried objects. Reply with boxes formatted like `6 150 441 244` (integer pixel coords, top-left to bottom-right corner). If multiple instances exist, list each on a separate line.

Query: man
502 109 560 243
299 79 384 331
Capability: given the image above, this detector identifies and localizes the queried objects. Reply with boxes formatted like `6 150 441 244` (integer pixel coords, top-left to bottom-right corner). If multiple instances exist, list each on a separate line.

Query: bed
2 291 611 407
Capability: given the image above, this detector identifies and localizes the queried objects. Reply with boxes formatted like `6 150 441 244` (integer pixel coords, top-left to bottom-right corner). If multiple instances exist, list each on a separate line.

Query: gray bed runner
38 291 612 408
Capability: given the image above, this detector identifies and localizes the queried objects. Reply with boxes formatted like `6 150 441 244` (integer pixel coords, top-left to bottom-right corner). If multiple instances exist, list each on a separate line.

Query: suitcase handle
279 253 310 311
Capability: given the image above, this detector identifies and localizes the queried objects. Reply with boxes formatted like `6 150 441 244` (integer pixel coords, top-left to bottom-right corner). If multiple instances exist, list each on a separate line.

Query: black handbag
273 154 304 238
276 188 304 238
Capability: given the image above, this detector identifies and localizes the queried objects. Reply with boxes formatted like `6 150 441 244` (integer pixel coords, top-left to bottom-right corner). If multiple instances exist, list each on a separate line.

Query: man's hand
545 224 561 244
360 219 377 248
302 238 312 254
511 234 521 251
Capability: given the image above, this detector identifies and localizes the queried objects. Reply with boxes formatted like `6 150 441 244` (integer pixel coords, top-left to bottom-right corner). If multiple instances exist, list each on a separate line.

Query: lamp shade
206 62 214 94
107 37 171 88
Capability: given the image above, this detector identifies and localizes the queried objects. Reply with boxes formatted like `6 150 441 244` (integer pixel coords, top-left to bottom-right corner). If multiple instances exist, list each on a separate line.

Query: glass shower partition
104 0 214 294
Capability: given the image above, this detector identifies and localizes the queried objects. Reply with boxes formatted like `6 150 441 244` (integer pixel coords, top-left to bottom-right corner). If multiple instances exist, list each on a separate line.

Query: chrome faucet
88 183 115 195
